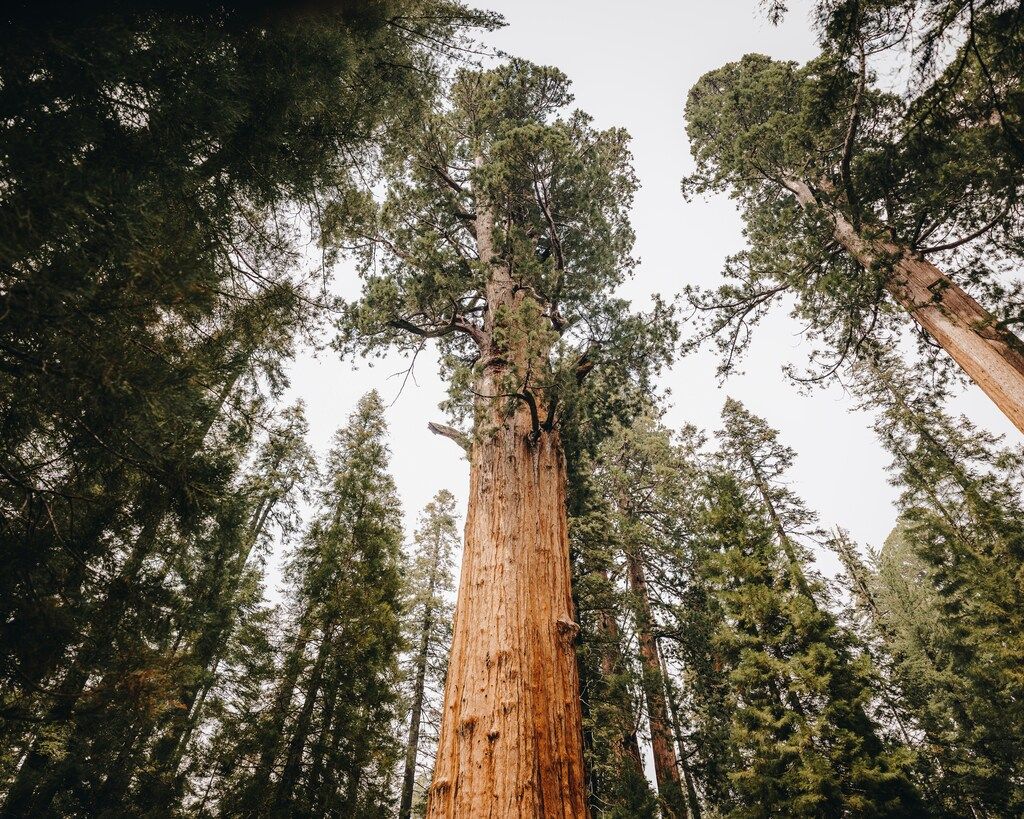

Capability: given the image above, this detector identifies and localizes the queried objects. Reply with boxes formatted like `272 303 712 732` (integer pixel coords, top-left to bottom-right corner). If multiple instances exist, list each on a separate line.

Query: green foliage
0 3 491 812
691 467 922 817
213 392 407 817
399 490 459 815
682 36 1024 383
339 58 673 436
849 351 1024 814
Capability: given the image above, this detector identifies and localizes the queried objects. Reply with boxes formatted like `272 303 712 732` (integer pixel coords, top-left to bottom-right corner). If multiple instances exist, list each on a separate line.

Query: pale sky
279 0 1016 582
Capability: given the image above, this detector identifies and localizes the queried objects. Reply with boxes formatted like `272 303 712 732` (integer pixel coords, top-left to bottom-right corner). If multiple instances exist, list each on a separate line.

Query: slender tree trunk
272 622 334 811
784 176 1024 434
596 578 644 772
624 545 688 819
246 616 314 810
426 173 589 818
659 651 702 819
400 578 437 818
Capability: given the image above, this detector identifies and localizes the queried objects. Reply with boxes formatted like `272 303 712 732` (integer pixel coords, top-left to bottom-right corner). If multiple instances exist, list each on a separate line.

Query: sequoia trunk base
426 407 588 818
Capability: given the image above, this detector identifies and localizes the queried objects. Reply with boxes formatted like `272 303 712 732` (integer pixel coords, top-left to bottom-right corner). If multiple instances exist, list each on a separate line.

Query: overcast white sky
280 0 1016 579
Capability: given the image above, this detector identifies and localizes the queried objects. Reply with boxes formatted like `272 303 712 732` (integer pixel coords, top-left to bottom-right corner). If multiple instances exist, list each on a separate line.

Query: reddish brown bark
625 546 687 819
426 184 589 817
784 176 1024 435
426 405 588 817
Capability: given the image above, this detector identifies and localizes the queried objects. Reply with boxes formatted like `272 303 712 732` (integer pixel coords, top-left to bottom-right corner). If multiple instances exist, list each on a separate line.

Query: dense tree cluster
2 2 1024 818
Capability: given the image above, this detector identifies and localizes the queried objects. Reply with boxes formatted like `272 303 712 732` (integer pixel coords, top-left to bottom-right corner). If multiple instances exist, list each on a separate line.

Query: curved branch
917 204 1011 253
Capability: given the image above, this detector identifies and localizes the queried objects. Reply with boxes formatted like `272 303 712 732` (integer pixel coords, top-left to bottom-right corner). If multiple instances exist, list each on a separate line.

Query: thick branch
427 422 470 453
390 316 486 349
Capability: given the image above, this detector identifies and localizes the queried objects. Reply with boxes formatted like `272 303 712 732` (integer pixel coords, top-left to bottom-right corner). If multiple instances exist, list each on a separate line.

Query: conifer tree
115 405 315 814
849 352 1024 813
341 59 672 816
595 415 695 819
226 391 405 818
570 454 657 818
400 491 458 819
683 49 1024 432
1 332 279 816
0 0 494 710
691 466 922 817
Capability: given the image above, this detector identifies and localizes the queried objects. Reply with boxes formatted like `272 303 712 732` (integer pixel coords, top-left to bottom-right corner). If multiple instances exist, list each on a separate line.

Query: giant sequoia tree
684 49 1024 431
342 59 670 816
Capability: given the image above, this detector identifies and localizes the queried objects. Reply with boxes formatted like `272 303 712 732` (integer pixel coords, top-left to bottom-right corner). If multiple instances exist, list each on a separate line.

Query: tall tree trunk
596 578 644 772
272 622 335 811
245 616 314 810
784 176 1024 434
659 651 702 819
624 545 688 819
426 174 588 818
400 574 437 819
427 407 588 817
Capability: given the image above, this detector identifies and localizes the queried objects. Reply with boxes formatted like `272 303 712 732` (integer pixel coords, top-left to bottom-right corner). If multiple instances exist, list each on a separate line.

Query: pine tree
399 491 458 819
224 391 406 817
849 351 1024 813
692 466 923 817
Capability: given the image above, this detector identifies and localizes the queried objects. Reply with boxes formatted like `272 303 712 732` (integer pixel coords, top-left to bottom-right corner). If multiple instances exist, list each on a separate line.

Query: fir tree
226 391 406 817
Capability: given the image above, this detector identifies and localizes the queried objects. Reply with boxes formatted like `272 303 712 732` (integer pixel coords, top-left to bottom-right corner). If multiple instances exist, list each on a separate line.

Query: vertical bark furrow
427 410 588 818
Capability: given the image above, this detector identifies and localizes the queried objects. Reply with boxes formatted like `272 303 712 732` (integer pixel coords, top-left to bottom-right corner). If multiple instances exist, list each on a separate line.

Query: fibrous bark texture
426 405 588 818
785 176 1024 435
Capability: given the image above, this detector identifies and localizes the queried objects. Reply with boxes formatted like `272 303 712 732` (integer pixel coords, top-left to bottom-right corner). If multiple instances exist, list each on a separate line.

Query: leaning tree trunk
426 402 588 817
785 176 1024 434
624 544 688 819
